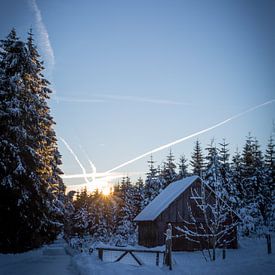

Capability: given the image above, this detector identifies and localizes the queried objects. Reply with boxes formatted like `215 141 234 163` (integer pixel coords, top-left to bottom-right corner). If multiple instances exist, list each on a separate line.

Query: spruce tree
0 29 64 252
218 139 231 196
114 177 136 245
190 140 204 178
204 140 227 199
71 188 91 237
26 30 65 230
177 154 189 180
133 177 145 212
264 136 275 231
161 149 177 188
239 135 266 235
64 191 76 239
230 149 243 209
89 189 109 242
143 155 162 206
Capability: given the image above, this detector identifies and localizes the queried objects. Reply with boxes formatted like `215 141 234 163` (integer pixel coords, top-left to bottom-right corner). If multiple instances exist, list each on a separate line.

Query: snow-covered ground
0 239 76 275
72 236 275 275
1 236 274 275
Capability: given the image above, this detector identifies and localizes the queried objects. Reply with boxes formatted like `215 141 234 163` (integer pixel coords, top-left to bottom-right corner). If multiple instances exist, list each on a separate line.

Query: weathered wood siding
138 221 158 247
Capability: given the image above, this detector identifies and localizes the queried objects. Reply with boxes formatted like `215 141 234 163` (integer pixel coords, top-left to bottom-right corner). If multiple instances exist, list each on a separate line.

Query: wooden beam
129 251 142 266
96 247 164 254
115 251 128 262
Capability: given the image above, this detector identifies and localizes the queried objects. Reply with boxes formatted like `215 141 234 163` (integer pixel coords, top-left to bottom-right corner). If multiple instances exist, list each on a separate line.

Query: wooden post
222 241 226 260
98 248 103 260
156 252 159 266
266 234 272 254
164 223 172 270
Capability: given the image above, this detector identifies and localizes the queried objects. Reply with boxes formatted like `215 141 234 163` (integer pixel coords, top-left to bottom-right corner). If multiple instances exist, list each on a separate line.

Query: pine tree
0 29 64 252
114 177 136 246
89 189 110 242
218 139 231 196
64 191 76 239
177 154 189 180
71 188 91 237
230 149 243 209
26 30 65 230
204 140 227 199
239 135 266 235
161 149 177 188
143 156 162 206
133 177 145 213
252 138 268 234
190 140 204 178
264 136 275 231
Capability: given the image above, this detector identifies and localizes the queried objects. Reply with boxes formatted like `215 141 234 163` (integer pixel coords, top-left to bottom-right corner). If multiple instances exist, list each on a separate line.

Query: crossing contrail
104 99 275 174
60 137 91 185
78 144 97 182
61 172 107 179
88 160 97 182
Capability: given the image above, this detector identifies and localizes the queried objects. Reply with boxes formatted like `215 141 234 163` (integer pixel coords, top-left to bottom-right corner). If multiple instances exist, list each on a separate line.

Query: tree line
67 136 275 245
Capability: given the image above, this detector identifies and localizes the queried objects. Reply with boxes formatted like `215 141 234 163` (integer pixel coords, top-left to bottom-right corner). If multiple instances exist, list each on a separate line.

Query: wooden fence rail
96 247 165 266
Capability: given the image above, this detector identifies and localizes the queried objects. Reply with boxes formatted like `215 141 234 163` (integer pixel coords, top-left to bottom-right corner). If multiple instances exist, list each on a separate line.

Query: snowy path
0 239 76 275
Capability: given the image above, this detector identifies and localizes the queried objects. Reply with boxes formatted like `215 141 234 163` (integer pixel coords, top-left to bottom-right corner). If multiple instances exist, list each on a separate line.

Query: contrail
53 95 105 103
29 0 55 74
61 171 143 179
98 94 193 106
78 144 97 182
61 172 113 179
52 94 190 105
88 160 97 182
105 99 275 174
60 137 91 185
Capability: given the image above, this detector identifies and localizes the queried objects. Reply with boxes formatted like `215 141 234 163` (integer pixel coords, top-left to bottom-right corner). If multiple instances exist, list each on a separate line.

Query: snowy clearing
72 236 275 275
1 236 274 275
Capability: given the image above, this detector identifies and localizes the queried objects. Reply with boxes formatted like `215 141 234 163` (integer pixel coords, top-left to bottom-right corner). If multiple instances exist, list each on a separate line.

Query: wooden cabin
134 176 238 251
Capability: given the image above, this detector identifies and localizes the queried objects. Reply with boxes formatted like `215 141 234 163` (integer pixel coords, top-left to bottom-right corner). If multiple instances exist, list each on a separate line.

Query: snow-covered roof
134 175 200 222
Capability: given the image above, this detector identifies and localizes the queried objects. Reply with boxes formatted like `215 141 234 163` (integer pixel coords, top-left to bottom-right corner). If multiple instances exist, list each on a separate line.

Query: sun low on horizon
65 175 115 196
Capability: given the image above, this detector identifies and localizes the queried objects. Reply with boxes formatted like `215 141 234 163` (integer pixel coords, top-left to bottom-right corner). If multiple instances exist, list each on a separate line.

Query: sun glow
102 187 111 196
86 177 112 195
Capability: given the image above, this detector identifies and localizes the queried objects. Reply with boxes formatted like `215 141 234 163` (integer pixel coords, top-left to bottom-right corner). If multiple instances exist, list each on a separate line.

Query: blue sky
1 0 274 190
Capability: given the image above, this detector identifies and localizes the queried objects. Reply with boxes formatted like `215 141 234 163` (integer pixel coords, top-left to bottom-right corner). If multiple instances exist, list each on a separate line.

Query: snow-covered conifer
190 140 204 178
143 155 162 206
114 177 136 246
264 136 275 231
204 140 227 200
161 149 177 188
0 29 64 252
177 154 189 180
